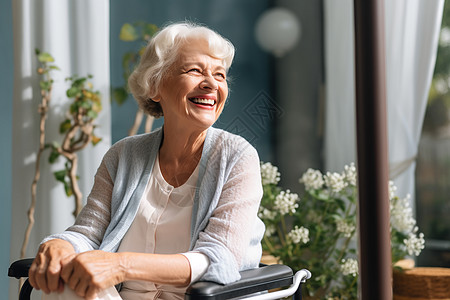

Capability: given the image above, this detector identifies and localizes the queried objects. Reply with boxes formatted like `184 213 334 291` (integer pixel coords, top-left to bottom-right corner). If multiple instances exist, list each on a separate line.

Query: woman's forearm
120 252 191 286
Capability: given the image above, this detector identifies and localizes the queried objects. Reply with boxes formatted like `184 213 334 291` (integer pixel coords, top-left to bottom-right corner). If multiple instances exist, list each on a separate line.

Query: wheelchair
9 258 311 300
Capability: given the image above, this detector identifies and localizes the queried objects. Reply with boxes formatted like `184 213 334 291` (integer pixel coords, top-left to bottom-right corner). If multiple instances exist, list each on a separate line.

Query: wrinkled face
153 39 229 131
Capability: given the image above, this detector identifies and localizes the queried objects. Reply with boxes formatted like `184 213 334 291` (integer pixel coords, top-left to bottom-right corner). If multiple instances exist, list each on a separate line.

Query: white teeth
191 98 215 105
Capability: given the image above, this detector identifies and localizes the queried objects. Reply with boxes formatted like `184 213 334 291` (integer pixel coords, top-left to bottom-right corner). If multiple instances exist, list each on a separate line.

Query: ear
151 94 161 102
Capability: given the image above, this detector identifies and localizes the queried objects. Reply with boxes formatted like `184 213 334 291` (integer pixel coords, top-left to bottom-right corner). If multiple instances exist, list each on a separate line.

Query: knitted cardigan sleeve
41 145 118 252
193 133 265 284
41 131 158 253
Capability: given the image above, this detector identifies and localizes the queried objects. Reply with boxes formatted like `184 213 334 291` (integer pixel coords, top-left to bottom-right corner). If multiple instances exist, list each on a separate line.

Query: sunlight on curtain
10 0 110 299
385 0 444 203
324 0 443 207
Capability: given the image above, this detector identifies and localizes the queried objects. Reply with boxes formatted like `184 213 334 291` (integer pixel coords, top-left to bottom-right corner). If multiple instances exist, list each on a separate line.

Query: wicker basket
393 267 450 300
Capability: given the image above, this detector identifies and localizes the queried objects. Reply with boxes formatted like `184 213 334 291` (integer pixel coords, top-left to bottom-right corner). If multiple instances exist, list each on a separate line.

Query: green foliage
59 119 72 134
53 165 75 197
36 49 55 63
112 21 158 106
35 48 59 92
39 80 53 91
64 74 102 142
48 148 60 164
427 0 450 119
119 23 139 41
260 163 424 299
263 182 358 299
434 1 450 77
35 49 103 204
112 87 129 106
442 0 450 28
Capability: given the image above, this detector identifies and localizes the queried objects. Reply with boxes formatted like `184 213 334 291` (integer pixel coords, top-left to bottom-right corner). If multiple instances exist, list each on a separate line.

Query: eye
214 72 226 80
187 68 202 74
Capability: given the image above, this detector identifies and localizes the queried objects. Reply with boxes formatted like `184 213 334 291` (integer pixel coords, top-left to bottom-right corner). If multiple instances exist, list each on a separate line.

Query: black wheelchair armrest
8 258 35 300
8 258 34 279
185 264 294 300
9 259 309 300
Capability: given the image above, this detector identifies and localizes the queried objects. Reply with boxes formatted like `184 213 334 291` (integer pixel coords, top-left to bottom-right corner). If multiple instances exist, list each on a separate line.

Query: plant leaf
64 181 73 197
142 23 158 40
112 87 129 105
48 149 60 164
67 87 80 98
119 23 139 41
37 52 55 63
122 52 137 70
91 135 102 146
39 80 51 91
54 170 66 183
87 110 98 119
59 119 72 134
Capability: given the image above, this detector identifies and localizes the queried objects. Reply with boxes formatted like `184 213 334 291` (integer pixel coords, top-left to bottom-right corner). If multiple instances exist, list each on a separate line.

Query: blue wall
0 0 13 293
110 0 274 162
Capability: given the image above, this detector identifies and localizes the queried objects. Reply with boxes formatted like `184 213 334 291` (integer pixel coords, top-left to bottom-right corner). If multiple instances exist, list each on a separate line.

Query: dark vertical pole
353 0 392 299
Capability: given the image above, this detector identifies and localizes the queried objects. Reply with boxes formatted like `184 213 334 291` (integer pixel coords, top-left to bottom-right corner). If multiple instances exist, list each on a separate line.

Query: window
416 0 450 267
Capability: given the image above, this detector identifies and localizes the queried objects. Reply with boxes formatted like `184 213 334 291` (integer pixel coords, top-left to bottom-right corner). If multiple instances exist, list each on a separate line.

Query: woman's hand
28 239 75 294
60 250 126 300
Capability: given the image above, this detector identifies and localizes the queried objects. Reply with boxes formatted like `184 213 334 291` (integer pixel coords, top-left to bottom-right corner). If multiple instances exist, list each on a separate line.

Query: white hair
128 21 235 117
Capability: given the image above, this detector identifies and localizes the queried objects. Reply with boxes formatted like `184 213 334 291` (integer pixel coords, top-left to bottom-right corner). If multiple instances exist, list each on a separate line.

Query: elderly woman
29 22 265 300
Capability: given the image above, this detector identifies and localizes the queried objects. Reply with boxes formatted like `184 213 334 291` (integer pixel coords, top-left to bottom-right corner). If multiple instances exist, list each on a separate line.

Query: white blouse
117 155 209 300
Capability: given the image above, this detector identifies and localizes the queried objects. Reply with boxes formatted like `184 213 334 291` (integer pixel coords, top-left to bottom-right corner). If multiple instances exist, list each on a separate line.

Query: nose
200 74 218 91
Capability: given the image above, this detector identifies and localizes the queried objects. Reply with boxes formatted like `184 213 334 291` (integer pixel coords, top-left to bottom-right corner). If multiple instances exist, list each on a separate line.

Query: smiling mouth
189 98 216 106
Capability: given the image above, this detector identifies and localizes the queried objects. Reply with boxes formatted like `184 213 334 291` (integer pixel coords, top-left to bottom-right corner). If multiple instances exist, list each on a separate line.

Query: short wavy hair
128 22 235 118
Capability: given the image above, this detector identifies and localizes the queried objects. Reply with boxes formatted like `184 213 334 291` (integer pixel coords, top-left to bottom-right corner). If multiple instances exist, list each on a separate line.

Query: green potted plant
21 50 103 260
259 162 425 299
112 21 158 135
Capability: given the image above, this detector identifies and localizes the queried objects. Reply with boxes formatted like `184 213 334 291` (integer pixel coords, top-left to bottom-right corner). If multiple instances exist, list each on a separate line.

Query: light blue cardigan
45 127 265 284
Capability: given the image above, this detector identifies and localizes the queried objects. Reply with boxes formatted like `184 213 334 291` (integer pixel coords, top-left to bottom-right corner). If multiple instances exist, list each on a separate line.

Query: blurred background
1 0 449 298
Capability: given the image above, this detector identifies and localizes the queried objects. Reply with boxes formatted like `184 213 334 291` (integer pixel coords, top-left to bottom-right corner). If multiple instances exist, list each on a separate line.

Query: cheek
217 89 228 111
220 83 229 101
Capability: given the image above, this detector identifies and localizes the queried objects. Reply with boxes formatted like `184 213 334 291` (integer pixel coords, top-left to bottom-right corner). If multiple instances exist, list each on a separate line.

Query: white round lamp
255 7 301 57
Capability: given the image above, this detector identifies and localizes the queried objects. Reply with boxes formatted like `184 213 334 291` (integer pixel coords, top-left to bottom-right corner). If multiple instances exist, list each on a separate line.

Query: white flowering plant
259 162 425 299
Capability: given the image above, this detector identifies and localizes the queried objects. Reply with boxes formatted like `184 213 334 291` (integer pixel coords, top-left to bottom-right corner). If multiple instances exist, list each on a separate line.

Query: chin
191 113 219 129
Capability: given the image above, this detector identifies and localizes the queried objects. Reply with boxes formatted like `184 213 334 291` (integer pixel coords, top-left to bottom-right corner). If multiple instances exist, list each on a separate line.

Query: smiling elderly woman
28 22 265 300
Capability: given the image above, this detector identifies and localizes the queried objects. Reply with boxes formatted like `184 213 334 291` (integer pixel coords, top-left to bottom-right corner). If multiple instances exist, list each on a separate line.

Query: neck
159 123 207 164
158 124 208 187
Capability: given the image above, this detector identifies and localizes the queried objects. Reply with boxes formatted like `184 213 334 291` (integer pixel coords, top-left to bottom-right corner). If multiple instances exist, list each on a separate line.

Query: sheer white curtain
324 0 443 204
9 1 110 299
324 0 356 173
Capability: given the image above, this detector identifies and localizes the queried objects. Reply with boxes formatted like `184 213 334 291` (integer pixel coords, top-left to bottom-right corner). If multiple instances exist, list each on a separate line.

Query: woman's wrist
40 238 75 255
117 252 191 286
117 252 131 282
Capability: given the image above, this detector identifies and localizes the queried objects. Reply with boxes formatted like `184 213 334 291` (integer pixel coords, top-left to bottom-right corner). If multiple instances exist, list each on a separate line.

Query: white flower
388 180 398 200
344 163 357 186
288 225 310 244
264 224 276 237
390 194 416 233
299 168 324 191
336 219 356 238
258 207 277 220
340 258 358 277
324 171 348 193
261 162 281 185
404 231 425 256
274 190 299 215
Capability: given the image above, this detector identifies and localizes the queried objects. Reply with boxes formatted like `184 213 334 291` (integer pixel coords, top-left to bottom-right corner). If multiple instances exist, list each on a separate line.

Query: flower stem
263 235 276 254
